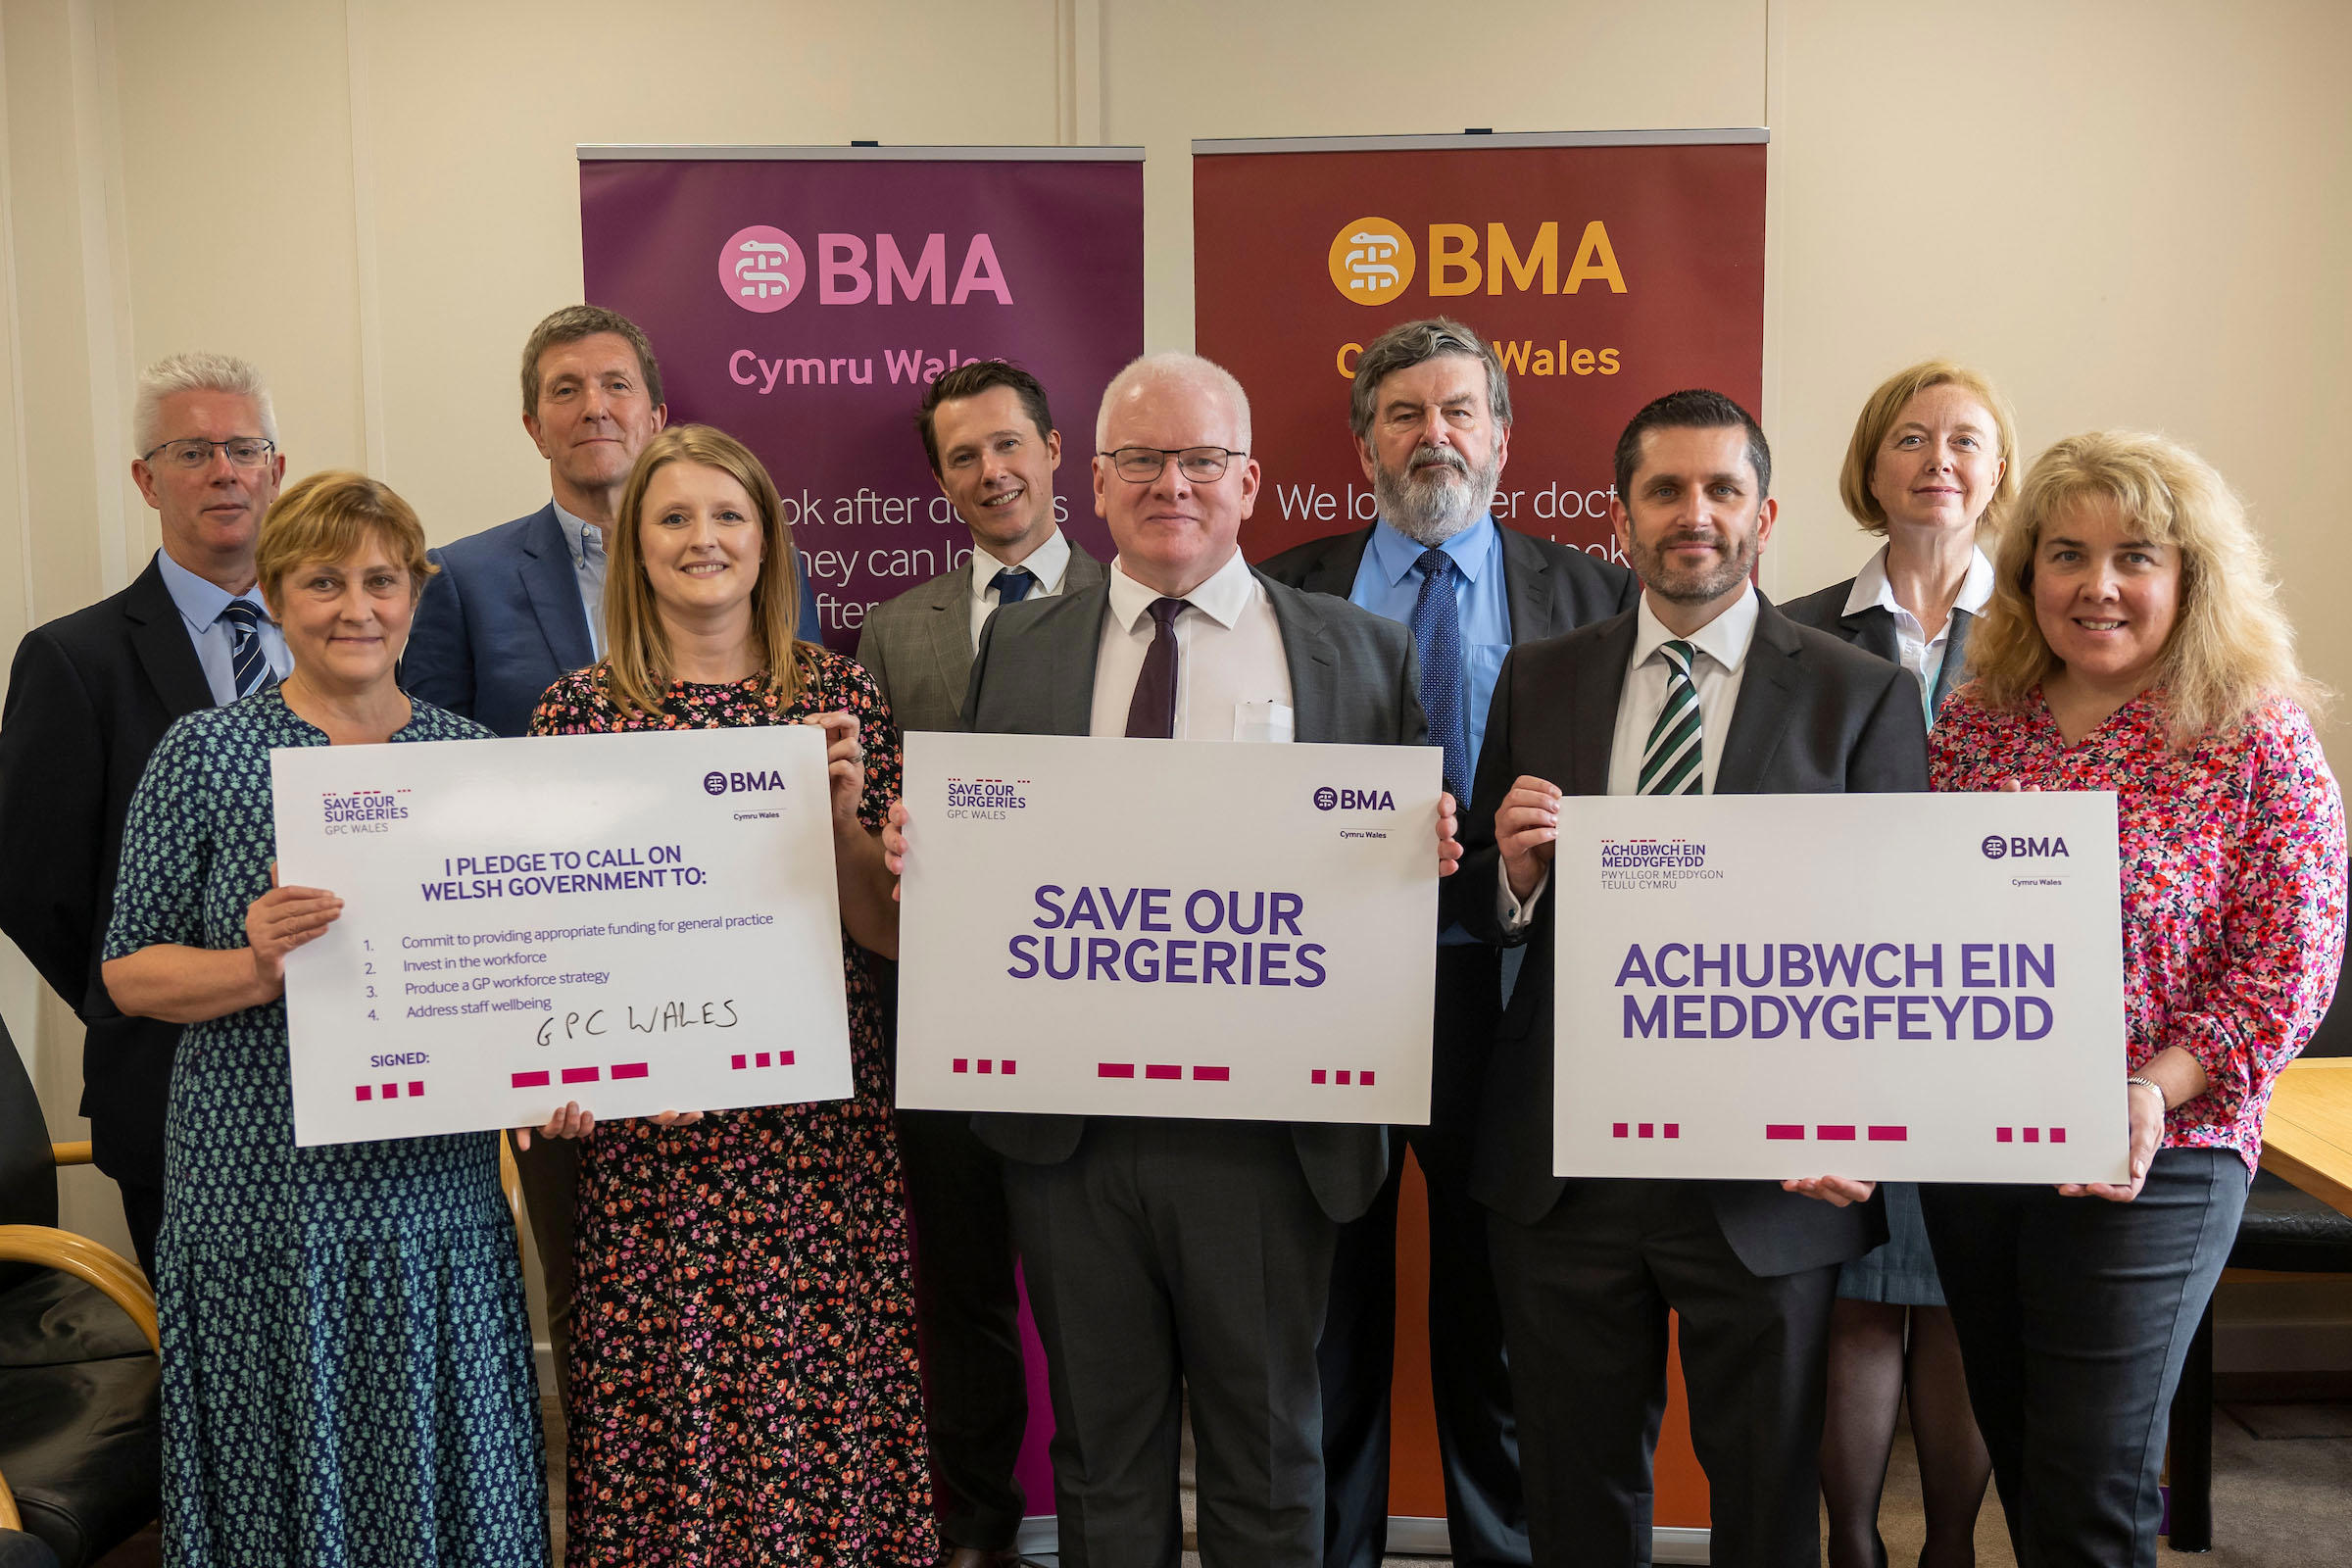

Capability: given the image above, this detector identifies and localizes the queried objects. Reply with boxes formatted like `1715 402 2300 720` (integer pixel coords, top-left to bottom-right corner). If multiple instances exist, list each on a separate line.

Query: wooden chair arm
51 1141 93 1166
0 1467 20 1532
0 1225 159 1352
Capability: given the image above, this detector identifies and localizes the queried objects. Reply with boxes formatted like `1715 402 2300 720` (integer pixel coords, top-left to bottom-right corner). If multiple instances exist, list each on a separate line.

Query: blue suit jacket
404 503 825 737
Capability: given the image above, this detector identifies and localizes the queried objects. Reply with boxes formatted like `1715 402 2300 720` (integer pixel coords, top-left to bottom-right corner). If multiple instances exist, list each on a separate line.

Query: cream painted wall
2 0 2347 1337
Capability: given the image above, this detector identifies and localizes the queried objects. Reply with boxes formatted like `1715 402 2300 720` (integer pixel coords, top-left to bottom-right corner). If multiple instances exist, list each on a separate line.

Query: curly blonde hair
602 424 810 719
1968 430 2321 747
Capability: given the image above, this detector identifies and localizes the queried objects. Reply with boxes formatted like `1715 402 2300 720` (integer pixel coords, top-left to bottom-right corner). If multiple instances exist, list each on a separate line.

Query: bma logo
1313 786 1396 811
719 225 808 314
1326 215 1627 308
719 222 1012 314
703 770 791 796
1982 835 2070 860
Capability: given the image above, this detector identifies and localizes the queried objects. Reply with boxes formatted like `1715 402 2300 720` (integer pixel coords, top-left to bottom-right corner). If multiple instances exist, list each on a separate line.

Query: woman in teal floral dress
104 473 556 1566
529 425 934 1566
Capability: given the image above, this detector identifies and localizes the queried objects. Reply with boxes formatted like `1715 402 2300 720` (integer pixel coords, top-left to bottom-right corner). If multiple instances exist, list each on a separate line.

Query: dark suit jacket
1255 520 1639 644
0 556 213 1184
961 568 1429 1223
404 503 826 737
1454 594 1927 1276
1779 574 1972 718
855 539 1108 733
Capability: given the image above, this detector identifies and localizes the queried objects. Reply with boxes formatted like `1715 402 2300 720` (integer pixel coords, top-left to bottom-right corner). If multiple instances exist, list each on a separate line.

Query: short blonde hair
603 424 809 719
256 471 434 609
1968 430 2321 747
1838 361 2019 536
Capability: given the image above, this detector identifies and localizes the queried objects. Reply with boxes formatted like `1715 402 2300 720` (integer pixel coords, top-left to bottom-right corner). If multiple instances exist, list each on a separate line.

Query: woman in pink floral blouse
1923 430 2345 1567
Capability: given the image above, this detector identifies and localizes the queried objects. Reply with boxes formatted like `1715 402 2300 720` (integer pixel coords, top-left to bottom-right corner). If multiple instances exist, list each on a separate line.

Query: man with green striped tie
1447 389 1928 1568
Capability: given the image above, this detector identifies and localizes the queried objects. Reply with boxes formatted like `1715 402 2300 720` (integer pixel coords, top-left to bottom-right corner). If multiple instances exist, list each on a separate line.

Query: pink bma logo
719 225 807 313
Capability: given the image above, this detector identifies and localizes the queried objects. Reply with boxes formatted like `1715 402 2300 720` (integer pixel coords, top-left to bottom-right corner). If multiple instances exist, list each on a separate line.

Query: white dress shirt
553 500 608 659
1502 585 1762 925
968 528 1074 649
1089 549 1295 742
1841 542 1993 723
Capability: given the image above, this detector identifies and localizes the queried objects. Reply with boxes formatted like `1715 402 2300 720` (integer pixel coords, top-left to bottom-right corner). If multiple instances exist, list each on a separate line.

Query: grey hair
1348 318 1512 440
1095 352 1251 453
132 352 277 456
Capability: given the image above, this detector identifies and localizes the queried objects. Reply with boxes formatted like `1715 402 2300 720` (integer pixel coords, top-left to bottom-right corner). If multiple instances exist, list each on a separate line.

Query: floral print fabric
1931 687 2347 1174
529 650 936 1566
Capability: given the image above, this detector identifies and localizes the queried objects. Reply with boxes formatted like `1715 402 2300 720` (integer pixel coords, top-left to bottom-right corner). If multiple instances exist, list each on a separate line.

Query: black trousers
1920 1149 2246 1568
1319 944 1526 1568
1490 1181 1838 1568
119 1178 163 1282
512 1131 578 1416
1006 1119 1337 1568
899 1106 1028 1550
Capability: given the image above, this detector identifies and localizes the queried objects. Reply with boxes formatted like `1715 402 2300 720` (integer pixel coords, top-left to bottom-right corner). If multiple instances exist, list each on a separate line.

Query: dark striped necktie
216 599 273 699
1639 639 1702 795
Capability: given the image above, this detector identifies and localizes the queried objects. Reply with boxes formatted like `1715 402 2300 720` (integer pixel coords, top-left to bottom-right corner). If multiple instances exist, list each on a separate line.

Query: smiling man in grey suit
855 361 1104 1568
1260 318 1636 1568
1455 389 1924 1568
887 352 1458 1568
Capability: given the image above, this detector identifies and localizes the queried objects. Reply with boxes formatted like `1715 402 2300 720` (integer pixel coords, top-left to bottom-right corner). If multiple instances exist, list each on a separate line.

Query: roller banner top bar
1193 128 1767 156
580 144 1145 162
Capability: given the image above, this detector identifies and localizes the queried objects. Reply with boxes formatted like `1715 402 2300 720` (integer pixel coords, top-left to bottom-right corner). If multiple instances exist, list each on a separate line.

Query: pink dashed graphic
718 225 806 312
355 1080 427 1103
1609 1122 1682 1140
1763 1122 1911 1142
731 1052 798 1070
1310 1068 1380 1086
951 1058 1018 1076
512 1061 655 1091
1099 1062 1231 1081
1996 1126 2067 1144
512 1071 551 1089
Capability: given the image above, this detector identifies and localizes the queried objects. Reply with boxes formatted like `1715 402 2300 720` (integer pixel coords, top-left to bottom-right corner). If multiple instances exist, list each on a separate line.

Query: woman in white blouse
1781 360 2018 1568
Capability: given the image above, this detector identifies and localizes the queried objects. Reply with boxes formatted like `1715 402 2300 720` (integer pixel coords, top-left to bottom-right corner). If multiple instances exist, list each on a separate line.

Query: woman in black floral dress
530 424 934 1566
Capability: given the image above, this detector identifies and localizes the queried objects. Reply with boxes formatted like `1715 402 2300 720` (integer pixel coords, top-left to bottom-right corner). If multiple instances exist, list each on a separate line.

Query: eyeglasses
1100 446 1248 484
141 437 277 470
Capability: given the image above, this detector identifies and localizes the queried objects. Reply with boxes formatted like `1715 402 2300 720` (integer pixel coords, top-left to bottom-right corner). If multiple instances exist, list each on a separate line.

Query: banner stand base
1385 1516 1710 1562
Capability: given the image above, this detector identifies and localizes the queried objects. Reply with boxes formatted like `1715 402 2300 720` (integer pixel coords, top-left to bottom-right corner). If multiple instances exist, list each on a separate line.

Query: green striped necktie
1639 639 1703 795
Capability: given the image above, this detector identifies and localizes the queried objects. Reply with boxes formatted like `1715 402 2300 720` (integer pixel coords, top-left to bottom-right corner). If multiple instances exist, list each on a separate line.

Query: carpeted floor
92 1396 2352 1565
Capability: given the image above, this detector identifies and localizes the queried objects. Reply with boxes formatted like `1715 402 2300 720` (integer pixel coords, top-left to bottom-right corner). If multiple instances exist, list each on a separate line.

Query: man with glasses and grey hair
1261 317 1634 1568
0 351 289 1275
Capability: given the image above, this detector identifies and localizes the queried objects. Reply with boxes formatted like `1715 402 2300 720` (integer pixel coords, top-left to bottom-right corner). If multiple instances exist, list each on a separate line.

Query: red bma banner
1194 133 1765 567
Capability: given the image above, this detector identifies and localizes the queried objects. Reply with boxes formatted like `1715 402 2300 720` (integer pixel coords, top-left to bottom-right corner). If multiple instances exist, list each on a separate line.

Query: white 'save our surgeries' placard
270 727 851 1147
1553 793 2129 1184
896 731 1442 1123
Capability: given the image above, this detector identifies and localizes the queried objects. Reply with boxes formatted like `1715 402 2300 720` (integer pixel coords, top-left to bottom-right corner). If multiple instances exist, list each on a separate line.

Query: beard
1372 443 1502 546
1627 523 1762 606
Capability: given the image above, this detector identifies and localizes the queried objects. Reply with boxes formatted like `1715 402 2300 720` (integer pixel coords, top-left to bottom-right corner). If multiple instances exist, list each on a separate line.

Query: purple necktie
1124 597 1188 738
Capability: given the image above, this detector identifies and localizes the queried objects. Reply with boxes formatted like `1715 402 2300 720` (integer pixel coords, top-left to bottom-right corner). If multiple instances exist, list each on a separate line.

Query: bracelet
2126 1074 2170 1113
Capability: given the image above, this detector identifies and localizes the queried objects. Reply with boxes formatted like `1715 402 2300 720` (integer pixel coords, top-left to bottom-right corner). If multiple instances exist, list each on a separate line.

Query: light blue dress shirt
553 502 608 659
1348 514 1512 945
154 548 292 706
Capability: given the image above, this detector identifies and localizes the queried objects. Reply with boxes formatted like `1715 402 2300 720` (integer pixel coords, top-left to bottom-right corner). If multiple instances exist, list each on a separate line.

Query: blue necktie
990 566 1035 606
1409 549 1468 801
216 600 272 699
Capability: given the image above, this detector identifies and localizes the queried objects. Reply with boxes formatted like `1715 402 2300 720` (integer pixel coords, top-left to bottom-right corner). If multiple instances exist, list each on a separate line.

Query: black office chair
0 1015 160 1567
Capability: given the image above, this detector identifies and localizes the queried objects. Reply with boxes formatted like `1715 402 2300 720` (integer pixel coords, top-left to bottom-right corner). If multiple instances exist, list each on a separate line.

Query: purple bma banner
580 149 1145 652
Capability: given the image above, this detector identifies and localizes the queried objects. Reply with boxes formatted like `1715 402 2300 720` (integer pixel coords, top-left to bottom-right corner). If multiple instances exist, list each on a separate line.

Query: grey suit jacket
1255 520 1639 642
854 538 1108 733
1779 574 1972 719
1453 594 1926 1276
961 567 1430 1223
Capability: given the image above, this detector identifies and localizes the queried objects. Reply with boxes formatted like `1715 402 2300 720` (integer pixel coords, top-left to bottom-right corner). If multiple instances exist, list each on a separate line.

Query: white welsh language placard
896 731 1442 1123
271 726 851 1146
1553 792 2129 1183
